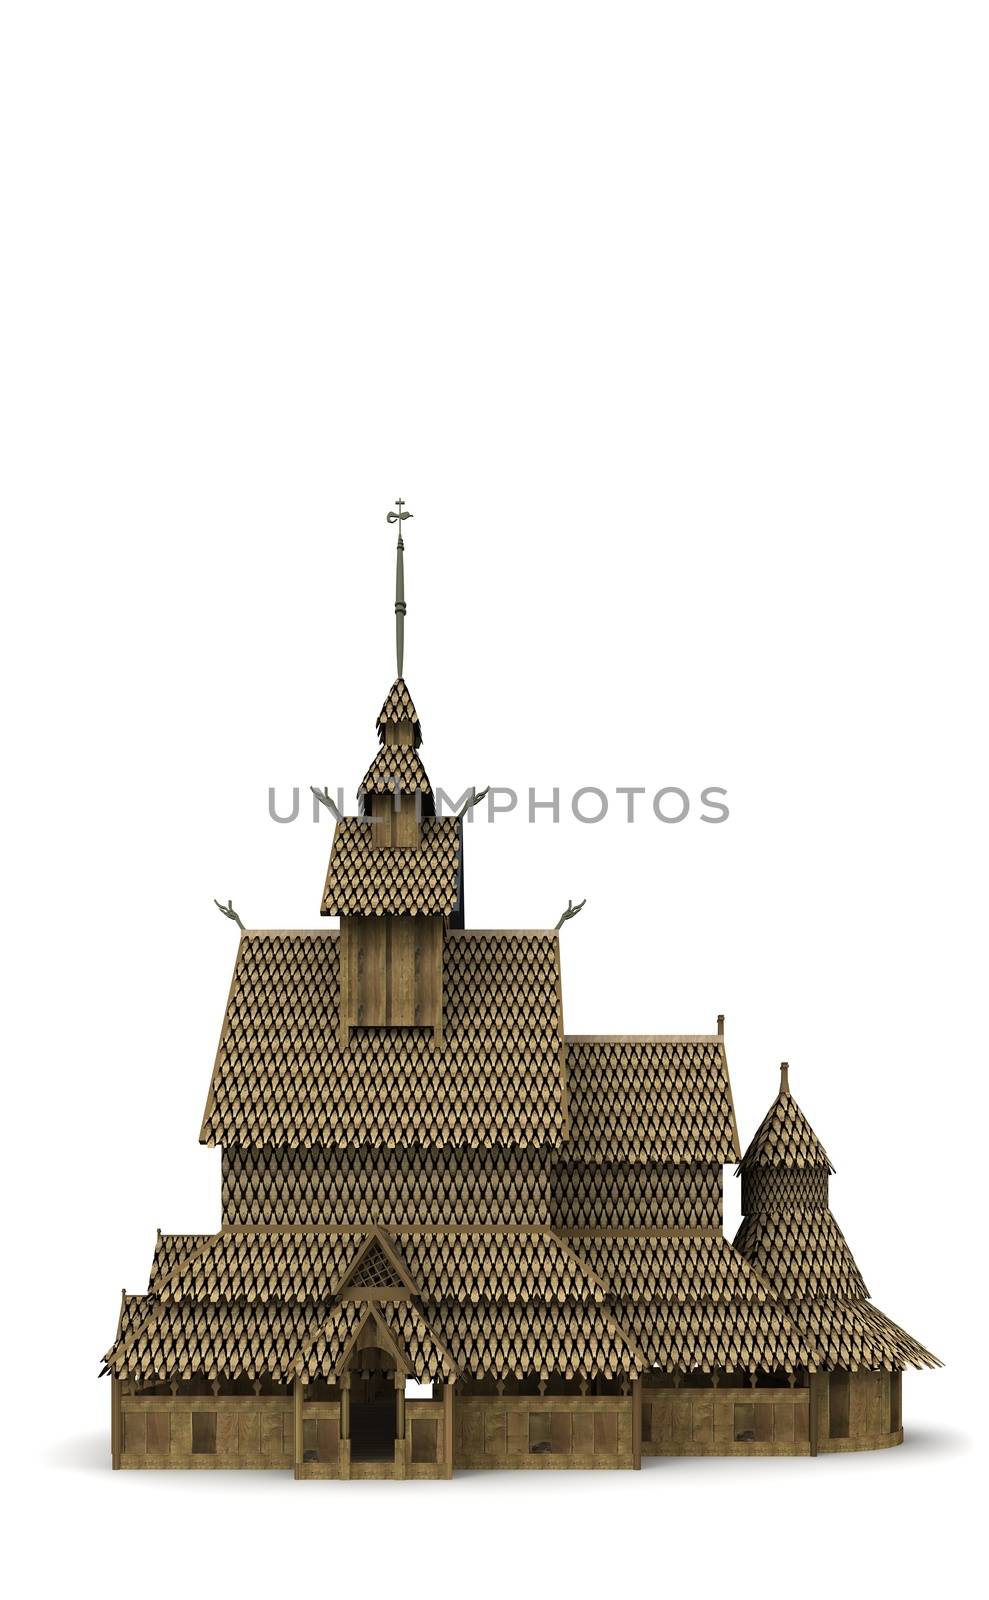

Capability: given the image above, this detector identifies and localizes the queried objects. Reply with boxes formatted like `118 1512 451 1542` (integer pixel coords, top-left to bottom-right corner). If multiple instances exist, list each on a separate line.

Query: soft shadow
902 1425 972 1458
49 1433 111 1473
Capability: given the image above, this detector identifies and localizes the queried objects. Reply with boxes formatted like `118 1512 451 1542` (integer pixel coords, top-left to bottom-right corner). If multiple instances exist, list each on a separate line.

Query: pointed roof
359 743 433 798
376 678 423 747
738 1064 834 1172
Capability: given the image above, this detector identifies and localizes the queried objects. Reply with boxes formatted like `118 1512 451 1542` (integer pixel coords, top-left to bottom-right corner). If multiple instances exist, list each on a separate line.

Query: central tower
322 511 460 1045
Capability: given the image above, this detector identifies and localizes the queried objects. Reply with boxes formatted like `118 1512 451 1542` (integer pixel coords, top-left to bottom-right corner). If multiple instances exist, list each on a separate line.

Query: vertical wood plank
293 1379 303 1479
632 1379 642 1469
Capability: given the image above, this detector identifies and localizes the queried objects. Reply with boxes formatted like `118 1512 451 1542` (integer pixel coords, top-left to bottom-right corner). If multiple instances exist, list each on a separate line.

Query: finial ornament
780 1061 790 1096
388 500 413 677
214 898 245 932
554 897 587 932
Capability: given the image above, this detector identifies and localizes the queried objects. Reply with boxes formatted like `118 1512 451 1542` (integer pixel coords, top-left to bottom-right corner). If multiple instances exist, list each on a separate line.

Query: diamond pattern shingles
733 1209 869 1301
739 1089 834 1172
222 1145 552 1228
201 931 566 1149
423 1300 645 1380
398 1231 606 1304
155 1231 368 1305
377 1301 458 1381
148 1233 212 1291
107 1301 334 1381
564 1038 739 1164
568 1233 770 1305
321 817 460 917
551 1160 722 1231
359 744 433 796
735 1078 939 1370
785 1300 941 1371
616 1297 816 1373
376 678 422 746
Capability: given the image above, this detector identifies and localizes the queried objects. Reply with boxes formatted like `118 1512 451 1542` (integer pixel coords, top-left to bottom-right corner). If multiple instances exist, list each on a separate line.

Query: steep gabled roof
321 816 461 917
376 678 423 746
563 1037 740 1164
738 1083 833 1172
200 930 567 1149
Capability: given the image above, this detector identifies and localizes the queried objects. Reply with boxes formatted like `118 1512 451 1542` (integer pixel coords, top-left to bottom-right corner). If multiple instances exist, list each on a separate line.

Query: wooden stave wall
454 1393 636 1471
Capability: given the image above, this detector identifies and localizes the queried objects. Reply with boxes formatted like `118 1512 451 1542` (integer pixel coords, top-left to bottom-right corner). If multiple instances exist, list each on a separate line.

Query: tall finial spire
386 499 413 678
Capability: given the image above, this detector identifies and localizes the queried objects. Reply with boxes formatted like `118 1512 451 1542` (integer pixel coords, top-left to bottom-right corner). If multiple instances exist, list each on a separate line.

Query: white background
2 2 986 1595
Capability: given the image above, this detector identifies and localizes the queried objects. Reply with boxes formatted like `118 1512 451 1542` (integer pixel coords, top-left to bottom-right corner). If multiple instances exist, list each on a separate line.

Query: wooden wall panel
642 1386 811 1457
455 1395 635 1471
118 1396 294 1471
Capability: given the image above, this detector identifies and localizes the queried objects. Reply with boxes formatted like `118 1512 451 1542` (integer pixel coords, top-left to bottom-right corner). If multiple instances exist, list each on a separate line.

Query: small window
529 1412 552 1454
192 1411 217 1455
829 1372 850 1439
733 1402 756 1443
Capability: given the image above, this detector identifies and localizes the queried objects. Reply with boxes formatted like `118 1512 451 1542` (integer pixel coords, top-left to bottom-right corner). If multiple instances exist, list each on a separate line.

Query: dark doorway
349 1365 397 1463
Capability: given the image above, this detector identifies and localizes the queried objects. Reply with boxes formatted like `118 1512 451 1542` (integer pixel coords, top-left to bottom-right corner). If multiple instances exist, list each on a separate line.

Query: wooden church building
104 518 938 1478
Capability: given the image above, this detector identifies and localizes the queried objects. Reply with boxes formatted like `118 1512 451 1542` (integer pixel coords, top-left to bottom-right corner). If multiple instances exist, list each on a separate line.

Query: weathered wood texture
296 1400 344 1480
119 1395 294 1470
642 1385 811 1457
339 914 443 1043
454 1393 636 1471
819 1370 903 1453
403 1398 448 1480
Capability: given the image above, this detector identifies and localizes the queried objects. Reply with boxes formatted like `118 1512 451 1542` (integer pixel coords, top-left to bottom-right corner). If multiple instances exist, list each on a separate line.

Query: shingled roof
200 930 567 1149
423 1300 646 1381
376 678 422 746
738 1081 833 1172
321 816 461 917
733 1208 869 1301
567 1230 817 1374
360 744 433 798
784 1299 941 1371
104 1225 648 1384
734 1067 939 1371
563 1038 740 1163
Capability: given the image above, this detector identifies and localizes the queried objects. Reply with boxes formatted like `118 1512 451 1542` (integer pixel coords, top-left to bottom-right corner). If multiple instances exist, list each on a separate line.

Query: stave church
103 514 938 1478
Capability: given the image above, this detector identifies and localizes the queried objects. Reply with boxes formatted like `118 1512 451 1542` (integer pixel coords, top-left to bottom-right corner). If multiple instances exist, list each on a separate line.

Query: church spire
386 499 413 678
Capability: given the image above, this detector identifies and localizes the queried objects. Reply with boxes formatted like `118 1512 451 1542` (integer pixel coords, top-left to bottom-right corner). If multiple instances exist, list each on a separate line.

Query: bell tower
322 506 459 1047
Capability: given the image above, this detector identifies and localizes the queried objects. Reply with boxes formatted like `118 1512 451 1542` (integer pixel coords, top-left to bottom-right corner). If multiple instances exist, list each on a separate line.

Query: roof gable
201 930 567 1149
562 1037 740 1164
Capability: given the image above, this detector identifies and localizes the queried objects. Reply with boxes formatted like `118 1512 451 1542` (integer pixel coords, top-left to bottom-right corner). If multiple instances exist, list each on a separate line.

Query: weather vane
388 499 413 678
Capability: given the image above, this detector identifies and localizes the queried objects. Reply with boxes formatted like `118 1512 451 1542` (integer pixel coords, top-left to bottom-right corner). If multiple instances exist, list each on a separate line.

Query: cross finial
387 500 413 677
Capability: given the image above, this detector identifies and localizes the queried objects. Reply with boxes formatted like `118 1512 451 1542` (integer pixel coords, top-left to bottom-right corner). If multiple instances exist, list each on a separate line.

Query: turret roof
376 678 423 746
738 1070 834 1172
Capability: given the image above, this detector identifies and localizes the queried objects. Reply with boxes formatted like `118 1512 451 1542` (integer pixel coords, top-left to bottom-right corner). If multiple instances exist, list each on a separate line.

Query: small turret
734 1063 939 1449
